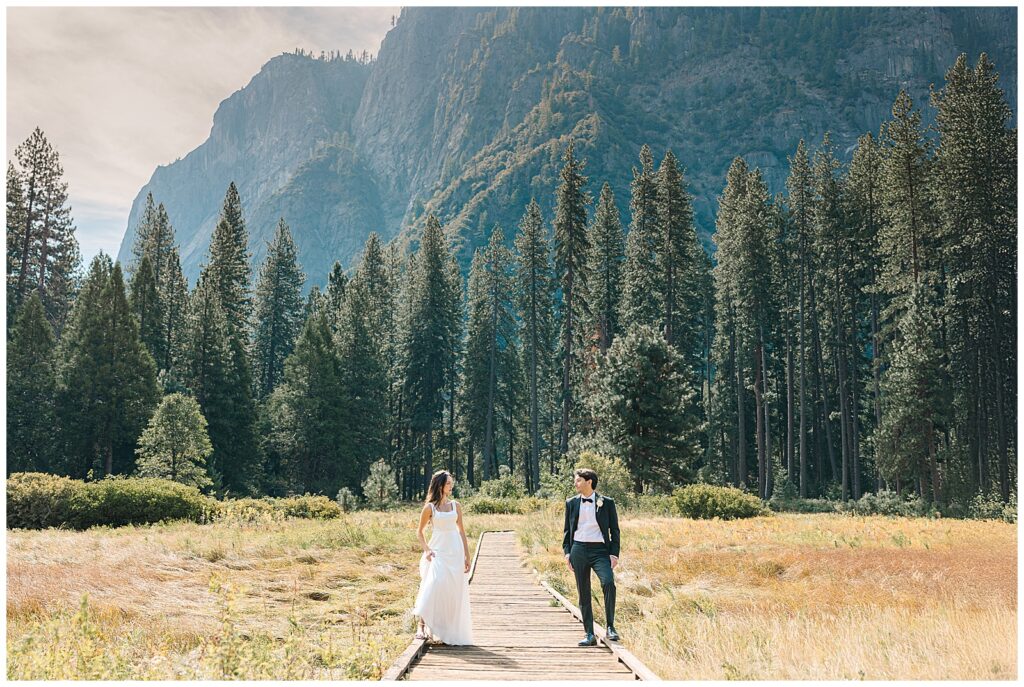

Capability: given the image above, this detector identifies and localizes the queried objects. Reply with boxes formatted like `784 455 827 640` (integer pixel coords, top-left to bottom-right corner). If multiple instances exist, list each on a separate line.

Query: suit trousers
569 541 616 635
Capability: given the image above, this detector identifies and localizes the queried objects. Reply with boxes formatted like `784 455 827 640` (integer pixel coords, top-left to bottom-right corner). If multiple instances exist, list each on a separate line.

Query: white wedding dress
412 500 473 645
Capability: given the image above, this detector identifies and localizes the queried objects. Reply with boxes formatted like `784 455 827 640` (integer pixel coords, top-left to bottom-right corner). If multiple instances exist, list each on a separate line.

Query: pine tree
336 278 390 491
253 218 306 398
6 162 27 329
553 141 592 455
268 307 346 494
619 145 661 332
786 140 814 496
206 182 252 340
135 393 214 489
513 199 556 492
324 260 349 333
9 128 80 332
7 292 59 473
588 183 625 354
197 182 260 493
160 249 189 382
403 215 461 493
58 257 159 477
128 254 162 367
875 283 947 499
656 150 701 372
931 53 1016 502
588 325 699 493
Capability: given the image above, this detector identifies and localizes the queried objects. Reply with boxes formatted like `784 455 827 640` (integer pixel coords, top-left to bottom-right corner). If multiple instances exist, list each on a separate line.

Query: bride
412 470 473 645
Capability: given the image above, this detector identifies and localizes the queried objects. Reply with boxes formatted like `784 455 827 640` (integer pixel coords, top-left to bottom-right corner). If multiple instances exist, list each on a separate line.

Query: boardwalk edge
532 567 661 681
381 529 506 681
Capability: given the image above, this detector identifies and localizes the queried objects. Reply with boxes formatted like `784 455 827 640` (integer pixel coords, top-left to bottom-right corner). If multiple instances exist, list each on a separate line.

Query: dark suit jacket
562 492 620 558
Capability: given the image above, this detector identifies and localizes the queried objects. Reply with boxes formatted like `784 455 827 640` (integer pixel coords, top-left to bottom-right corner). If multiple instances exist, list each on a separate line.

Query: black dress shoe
578 633 597 646
606 626 620 641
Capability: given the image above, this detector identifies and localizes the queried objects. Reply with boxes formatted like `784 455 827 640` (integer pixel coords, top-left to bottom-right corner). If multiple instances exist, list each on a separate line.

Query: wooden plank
394 529 654 681
534 572 661 682
381 530 500 680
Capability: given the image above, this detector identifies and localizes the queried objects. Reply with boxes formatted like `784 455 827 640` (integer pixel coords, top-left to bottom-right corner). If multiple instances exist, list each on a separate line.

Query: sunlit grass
6 508 528 679
519 512 1017 680
7 506 1016 679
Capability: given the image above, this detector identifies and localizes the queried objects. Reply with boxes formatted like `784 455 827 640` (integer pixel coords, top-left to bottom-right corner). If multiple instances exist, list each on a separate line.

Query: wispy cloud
7 6 397 264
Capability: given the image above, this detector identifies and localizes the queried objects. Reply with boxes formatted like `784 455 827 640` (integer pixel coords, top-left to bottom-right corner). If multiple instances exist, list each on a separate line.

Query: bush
82 476 216 528
672 484 769 520
7 473 216 530
7 472 90 529
464 496 547 514
571 450 634 505
967 489 1017 523
336 487 358 513
477 467 527 499
842 490 928 518
631 494 676 516
362 459 399 510
769 497 840 514
276 494 342 519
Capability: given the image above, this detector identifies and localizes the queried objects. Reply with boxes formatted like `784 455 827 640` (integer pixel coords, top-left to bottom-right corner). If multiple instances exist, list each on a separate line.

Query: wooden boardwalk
385 530 656 681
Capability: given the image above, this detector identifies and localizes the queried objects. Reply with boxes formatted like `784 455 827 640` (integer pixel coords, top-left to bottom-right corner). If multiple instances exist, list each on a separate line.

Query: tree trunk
760 325 771 499
808 278 838 482
753 341 765 499
786 326 794 481
799 243 808 498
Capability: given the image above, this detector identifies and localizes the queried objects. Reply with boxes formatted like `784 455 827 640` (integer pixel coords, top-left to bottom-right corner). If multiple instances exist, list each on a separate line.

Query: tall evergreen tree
205 182 252 340
128 254 162 367
7 292 59 473
513 199 556 492
58 258 159 477
403 215 461 493
786 140 814 496
9 128 80 332
268 307 346 494
324 260 349 333
336 279 390 492
553 141 592 455
656 150 701 370
253 218 306 398
589 325 699 493
619 145 661 332
931 53 1017 502
588 183 625 354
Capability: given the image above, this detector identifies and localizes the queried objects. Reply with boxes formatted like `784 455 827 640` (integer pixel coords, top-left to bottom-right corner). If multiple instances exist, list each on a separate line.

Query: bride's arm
417 504 435 560
455 502 471 572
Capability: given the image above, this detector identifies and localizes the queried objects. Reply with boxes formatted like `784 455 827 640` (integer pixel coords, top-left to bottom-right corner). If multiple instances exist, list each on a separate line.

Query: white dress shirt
574 493 605 543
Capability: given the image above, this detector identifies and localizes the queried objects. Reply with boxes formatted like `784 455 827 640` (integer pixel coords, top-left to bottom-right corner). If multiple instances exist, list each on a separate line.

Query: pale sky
7 6 398 265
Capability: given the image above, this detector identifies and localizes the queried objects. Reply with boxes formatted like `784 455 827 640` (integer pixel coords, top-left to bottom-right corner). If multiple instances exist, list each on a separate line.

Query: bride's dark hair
425 470 452 507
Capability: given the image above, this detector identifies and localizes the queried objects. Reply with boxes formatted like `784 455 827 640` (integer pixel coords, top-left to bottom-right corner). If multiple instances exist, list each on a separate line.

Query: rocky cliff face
117 7 1016 287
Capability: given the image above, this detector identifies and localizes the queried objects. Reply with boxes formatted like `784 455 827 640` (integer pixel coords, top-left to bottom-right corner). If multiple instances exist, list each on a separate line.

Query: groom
563 468 621 646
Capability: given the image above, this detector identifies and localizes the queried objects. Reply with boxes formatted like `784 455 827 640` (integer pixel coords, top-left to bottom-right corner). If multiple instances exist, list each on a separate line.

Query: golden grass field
6 505 1017 680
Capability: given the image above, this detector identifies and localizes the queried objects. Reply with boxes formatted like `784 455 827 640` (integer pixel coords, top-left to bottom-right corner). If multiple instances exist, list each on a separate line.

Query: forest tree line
6 53 1015 507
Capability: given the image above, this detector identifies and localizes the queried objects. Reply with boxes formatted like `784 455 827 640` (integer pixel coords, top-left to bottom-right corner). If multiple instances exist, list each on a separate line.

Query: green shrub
842 490 928 518
769 497 840 514
335 487 358 513
83 476 216 528
967 489 1017 523
631 494 676 516
464 496 547 514
571 451 634 505
7 472 90 529
672 484 769 520
7 473 216 529
276 494 342 519
477 468 526 499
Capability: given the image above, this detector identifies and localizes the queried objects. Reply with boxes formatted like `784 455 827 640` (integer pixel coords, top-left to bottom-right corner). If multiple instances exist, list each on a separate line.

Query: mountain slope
117 7 1017 287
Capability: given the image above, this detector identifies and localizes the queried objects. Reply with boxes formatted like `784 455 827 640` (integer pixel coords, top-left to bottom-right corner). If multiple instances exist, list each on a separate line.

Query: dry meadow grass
6 505 1016 680
520 511 1017 680
6 508 526 679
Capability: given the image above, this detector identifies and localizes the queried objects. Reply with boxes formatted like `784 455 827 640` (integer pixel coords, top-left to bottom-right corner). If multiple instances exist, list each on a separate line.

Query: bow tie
581 497 593 503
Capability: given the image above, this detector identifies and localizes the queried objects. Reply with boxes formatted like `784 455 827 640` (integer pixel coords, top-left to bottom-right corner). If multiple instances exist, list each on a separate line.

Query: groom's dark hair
574 468 598 489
